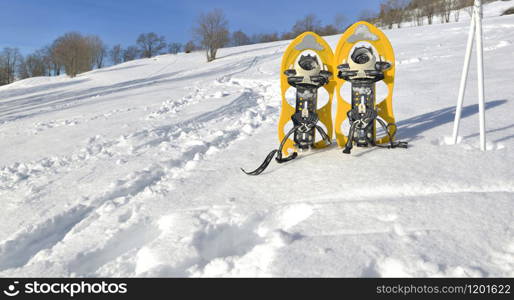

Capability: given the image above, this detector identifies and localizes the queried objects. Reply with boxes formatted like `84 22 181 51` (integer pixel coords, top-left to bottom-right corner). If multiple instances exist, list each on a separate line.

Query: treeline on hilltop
367 0 497 28
0 32 170 85
0 10 349 85
0 0 498 85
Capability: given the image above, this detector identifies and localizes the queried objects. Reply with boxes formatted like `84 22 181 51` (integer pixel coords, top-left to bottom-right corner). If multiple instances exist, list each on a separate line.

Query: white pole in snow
475 0 486 151
452 0 486 151
452 13 476 145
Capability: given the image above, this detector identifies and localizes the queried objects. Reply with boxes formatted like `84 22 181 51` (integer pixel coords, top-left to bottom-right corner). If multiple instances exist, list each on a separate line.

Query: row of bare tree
0 48 22 85
0 32 183 85
229 13 348 46
0 33 107 84
193 9 350 62
374 0 496 29
1 8 350 85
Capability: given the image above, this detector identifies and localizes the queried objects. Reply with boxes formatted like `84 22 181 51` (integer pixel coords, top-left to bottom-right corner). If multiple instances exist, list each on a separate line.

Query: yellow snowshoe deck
278 32 336 157
334 21 396 147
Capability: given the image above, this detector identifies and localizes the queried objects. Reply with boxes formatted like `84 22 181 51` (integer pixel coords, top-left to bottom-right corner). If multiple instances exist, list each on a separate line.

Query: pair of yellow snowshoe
242 21 407 176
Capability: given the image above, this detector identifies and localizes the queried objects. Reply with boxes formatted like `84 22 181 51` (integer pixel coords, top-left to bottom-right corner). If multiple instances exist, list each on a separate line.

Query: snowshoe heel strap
276 152 298 164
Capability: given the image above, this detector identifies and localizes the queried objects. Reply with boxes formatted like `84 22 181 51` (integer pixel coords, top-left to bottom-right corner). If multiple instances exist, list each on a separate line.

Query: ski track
0 58 281 274
32 106 138 134
0 54 275 192
0 167 164 271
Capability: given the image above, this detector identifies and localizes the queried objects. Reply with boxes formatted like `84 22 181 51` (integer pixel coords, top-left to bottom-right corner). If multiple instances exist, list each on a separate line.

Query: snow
1 1 514 277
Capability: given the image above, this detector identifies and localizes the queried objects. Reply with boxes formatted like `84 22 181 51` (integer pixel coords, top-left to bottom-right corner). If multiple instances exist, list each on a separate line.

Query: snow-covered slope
1 4 513 277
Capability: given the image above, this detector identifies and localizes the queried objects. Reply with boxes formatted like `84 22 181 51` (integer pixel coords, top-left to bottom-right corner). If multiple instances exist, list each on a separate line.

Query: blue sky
0 0 382 55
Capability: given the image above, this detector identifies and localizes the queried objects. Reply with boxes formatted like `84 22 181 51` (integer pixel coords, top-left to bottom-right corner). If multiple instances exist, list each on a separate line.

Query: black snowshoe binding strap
374 119 408 149
241 124 331 176
241 150 280 176
241 125 300 176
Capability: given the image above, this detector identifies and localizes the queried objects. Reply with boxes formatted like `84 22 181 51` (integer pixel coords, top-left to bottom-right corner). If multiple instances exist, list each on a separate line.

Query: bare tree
334 13 348 31
232 30 250 46
438 1 446 24
413 7 425 26
452 0 464 22
194 9 230 62
291 14 321 36
437 0 453 23
379 0 408 28
0 47 22 85
463 0 475 17
38 47 52 76
87 35 107 68
251 34 263 43
184 41 197 53
260 33 279 43
42 44 61 76
280 32 296 41
17 57 29 80
123 46 139 61
319 24 339 36
421 0 437 24
136 33 167 58
461 0 495 17
0 58 7 85
35 50 48 77
394 0 409 28
379 2 394 28
358 9 378 23
168 42 182 54
407 0 421 23
110 44 123 65
52 32 94 77
18 50 47 79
